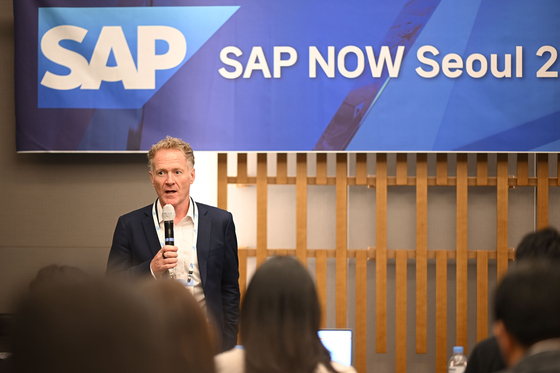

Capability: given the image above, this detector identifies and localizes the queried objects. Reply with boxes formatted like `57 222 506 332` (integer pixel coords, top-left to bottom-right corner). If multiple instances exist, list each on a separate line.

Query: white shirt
215 347 357 373
155 199 206 310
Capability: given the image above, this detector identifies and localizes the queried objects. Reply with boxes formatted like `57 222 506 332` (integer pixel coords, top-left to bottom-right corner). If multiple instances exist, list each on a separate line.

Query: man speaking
106 136 240 352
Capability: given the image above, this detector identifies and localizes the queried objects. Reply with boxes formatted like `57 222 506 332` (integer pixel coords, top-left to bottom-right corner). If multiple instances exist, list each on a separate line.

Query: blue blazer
106 202 240 351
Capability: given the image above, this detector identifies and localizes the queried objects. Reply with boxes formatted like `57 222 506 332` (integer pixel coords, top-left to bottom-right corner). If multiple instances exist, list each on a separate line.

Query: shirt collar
527 338 560 357
156 197 194 224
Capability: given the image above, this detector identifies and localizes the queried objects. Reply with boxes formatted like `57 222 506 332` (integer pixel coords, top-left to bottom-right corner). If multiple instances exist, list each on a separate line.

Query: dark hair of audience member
240 256 337 373
139 278 215 373
11 278 174 373
28 264 89 292
515 227 560 262
493 261 560 348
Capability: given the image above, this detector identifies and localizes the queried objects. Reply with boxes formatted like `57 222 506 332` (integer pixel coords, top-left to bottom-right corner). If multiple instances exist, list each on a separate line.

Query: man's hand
150 245 178 278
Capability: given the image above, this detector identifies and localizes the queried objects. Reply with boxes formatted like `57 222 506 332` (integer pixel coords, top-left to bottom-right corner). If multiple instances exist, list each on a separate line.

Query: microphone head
162 204 176 222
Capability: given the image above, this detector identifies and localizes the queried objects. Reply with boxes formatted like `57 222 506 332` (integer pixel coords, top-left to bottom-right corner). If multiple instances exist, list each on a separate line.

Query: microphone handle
164 221 175 279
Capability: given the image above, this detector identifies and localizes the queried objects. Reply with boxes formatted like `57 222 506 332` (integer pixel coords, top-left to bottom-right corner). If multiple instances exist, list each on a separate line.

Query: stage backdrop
13 0 560 152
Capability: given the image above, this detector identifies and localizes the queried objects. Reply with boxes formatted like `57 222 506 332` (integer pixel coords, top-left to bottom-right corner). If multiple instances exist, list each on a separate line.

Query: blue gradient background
14 0 560 151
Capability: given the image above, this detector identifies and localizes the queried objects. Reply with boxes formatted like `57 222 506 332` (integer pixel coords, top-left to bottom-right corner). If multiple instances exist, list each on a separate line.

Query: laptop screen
318 329 353 366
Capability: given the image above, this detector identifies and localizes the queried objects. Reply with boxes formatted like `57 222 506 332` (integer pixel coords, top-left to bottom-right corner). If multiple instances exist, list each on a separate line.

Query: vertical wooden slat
517 153 529 186
497 154 509 280
436 153 448 185
316 250 328 329
456 154 468 351
356 153 368 185
238 249 248 301
436 251 448 373
217 153 228 210
237 249 248 345
256 153 268 267
296 153 308 265
336 153 348 328
557 154 560 186
355 250 368 373
376 153 388 353
277 153 288 184
316 153 328 185
396 153 408 185
537 154 549 229
476 251 489 342
416 154 428 354
237 153 248 184
396 250 407 373
477 154 488 186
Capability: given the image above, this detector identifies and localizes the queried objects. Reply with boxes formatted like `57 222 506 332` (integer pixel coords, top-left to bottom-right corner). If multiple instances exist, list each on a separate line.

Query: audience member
465 227 560 373
10 277 176 373
0 265 90 373
28 264 89 292
139 278 215 373
493 262 560 372
215 256 356 373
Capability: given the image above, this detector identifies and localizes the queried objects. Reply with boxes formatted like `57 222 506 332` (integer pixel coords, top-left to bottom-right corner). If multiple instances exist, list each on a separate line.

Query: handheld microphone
162 204 176 279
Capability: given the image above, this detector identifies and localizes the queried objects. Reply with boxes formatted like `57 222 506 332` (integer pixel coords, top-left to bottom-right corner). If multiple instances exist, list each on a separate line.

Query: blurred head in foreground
515 227 560 262
493 261 560 368
139 278 215 373
28 264 89 292
11 278 172 373
240 256 337 373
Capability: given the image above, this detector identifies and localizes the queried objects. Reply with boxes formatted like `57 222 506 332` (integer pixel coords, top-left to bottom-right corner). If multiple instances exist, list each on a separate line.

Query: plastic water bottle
448 346 467 373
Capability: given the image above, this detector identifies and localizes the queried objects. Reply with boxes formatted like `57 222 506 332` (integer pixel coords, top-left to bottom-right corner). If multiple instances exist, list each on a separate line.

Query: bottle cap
453 346 464 354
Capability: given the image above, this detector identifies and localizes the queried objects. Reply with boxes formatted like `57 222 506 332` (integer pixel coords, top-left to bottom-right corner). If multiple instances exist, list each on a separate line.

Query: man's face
149 148 195 210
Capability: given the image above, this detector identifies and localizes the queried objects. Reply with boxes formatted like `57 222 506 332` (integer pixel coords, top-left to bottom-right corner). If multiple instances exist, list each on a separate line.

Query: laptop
318 328 353 366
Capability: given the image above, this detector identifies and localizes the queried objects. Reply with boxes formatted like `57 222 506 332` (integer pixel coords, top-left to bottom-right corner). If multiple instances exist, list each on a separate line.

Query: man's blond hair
147 136 194 171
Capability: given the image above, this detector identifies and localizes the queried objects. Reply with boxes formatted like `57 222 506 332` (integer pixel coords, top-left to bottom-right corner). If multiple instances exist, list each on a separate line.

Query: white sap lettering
41 25 186 90
442 53 463 78
338 46 364 78
81 26 138 90
516 46 523 78
219 46 243 79
365 45 404 78
466 53 487 78
40 25 90 90
243 47 271 78
309 46 335 78
273 46 297 78
415 45 440 78
137 26 187 89
491 53 512 78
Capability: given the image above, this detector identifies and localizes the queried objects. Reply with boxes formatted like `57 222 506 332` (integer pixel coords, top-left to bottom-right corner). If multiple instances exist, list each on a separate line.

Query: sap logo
38 6 239 109
41 25 186 90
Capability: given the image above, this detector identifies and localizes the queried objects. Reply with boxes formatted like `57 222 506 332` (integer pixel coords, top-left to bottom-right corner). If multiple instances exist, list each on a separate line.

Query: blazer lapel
196 203 211 287
141 207 162 257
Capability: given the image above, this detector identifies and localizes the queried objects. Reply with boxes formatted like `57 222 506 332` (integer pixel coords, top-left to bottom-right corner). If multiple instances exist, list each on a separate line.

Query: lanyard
152 197 199 286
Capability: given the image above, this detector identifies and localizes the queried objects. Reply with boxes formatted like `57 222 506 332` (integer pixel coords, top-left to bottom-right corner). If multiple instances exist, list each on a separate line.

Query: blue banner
14 0 560 151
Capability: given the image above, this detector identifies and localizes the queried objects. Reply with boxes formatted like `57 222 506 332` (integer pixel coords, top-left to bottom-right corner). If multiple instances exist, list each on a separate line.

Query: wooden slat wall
416 154 428 354
456 154 468 351
537 154 549 229
316 250 328 329
217 153 228 209
256 153 268 267
215 152 549 373
296 153 308 265
376 154 388 353
476 251 488 342
395 250 407 372
336 154 348 328
436 251 448 373
355 250 368 373
497 154 509 279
